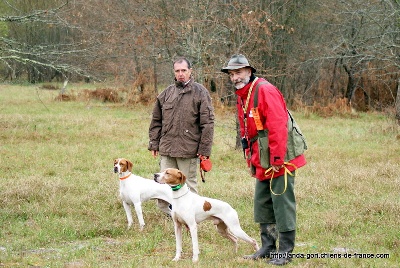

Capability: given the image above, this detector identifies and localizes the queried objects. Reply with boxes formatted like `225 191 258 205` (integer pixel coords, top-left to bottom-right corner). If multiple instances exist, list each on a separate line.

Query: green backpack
253 82 308 169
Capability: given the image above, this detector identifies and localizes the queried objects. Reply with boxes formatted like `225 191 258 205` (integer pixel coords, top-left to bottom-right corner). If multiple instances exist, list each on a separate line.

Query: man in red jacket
221 54 307 266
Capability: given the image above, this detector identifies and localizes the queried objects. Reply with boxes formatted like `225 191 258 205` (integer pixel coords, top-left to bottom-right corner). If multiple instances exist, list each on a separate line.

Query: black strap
200 165 206 183
253 81 269 109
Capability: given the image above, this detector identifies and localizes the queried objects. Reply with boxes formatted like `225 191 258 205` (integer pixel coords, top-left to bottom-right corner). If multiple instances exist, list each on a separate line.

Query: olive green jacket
148 79 214 158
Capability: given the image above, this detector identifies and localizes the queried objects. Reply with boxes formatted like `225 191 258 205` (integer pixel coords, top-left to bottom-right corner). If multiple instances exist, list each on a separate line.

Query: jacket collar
175 78 193 92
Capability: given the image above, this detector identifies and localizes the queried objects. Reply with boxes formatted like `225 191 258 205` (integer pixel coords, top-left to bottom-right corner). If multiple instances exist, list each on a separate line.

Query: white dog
114 158 172 230
154 168 259 262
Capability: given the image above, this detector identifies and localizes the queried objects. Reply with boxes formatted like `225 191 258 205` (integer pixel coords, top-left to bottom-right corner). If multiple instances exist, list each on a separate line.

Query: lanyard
241 77 258 137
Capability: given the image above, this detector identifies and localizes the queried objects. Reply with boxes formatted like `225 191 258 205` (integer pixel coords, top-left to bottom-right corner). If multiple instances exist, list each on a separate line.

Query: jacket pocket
257 130 271 169
161 103 174 133
162 103 174 118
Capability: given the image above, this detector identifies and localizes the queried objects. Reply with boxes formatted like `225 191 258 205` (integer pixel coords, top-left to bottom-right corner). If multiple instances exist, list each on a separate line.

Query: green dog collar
171 184 183 191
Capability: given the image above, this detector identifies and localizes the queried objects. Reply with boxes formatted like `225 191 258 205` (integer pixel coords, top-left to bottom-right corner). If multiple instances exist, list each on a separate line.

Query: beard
234 76 251 89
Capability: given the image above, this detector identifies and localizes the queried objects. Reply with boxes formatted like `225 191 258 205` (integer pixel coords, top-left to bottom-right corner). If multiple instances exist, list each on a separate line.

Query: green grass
0 84 399 267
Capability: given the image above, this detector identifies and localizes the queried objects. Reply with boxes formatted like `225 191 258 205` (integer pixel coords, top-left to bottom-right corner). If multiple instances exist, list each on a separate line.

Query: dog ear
178 170 187 184
127 160 133 172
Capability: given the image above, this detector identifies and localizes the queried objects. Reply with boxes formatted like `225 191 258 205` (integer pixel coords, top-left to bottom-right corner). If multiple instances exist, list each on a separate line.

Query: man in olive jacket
149 57 214 197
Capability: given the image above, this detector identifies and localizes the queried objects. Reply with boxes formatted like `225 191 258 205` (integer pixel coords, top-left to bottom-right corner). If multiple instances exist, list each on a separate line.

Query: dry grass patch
0 84 399 267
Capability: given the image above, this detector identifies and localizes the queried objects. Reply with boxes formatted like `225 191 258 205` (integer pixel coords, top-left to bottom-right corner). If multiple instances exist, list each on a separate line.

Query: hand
151 150 158 158
197 154 208 160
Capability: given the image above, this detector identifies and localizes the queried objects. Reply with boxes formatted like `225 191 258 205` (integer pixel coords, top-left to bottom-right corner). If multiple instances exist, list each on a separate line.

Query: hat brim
221 66 256 74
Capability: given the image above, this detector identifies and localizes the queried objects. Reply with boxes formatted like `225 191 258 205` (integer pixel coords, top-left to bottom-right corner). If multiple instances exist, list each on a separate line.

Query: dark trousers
253 172 296 232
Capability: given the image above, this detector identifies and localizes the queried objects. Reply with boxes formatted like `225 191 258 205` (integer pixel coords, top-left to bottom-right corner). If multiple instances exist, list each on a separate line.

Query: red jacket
236 77 306 180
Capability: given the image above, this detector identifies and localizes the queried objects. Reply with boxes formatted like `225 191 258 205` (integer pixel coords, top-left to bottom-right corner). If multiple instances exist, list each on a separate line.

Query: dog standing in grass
154 168 259 262
113 158 172 230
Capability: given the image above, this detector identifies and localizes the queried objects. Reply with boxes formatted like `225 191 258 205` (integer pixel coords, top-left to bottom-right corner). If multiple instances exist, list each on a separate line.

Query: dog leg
133 202 145 231
173 220 183 261
188 223 200 262
227 225 259 251
214 219 239 252
122 201 133 229
220 211 260 251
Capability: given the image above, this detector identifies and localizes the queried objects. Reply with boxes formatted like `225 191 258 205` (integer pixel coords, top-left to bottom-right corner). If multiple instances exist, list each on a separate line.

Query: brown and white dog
154 168 259 262
114 158 172 230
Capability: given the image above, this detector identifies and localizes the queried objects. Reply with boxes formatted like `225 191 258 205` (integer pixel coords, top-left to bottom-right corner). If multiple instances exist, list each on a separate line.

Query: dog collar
119 172 131 180
170 184 183 191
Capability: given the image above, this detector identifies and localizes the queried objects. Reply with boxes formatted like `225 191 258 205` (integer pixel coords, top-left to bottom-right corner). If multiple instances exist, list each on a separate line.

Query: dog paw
254 243 260 251
172 257 180 262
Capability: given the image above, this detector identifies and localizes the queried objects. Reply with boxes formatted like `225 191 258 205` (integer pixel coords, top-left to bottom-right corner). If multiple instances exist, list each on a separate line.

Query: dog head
113 158 133 174
154 168 187 186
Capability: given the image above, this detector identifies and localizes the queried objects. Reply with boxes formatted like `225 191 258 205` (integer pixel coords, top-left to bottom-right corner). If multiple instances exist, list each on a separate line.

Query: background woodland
1 0 400 120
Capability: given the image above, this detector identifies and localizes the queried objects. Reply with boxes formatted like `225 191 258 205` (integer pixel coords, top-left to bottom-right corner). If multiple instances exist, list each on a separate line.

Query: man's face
174 61 192 83
228 67 252 89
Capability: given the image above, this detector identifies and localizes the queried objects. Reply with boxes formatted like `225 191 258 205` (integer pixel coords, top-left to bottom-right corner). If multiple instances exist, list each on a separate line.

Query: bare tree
1 0 398 118
294 0 400 112
0 0 95 83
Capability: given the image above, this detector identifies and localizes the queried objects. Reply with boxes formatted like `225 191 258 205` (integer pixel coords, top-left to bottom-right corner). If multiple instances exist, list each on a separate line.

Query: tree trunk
236 110 242 150
153 58 158 94
395 78 400 125
343 65 357 104
330 59 340 96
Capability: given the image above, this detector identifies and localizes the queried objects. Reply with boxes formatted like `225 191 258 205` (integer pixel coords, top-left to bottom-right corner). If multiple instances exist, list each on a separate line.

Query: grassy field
0 84 399 268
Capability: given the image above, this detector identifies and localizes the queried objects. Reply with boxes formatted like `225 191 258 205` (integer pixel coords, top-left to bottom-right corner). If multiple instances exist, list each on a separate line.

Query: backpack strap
253 81 269 109
252 81 269 135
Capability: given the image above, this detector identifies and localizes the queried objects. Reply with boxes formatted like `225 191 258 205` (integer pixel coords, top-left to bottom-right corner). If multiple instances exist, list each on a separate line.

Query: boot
268 230 295 266
243 223 277 260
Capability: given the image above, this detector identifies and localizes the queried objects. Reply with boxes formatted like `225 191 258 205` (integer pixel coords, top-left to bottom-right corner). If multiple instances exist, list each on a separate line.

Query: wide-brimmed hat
221 54 256 73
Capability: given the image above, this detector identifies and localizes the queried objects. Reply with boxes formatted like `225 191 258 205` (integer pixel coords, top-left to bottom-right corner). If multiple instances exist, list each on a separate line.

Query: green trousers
254 172 296 232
